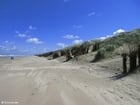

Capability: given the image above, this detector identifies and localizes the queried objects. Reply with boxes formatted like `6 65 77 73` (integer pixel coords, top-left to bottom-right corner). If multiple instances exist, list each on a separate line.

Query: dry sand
0 56 140 105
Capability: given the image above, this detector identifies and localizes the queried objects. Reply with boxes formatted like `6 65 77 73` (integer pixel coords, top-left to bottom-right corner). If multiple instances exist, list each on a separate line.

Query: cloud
24 25 36 33
63 34 79 39
56 43 66 48
113 29 125 35
99 35 112 40
0 41 17 51
88 12 96 16
62 34 83 45
4 40 9 44
18 33 29 38
64 0 69 2
98 28 125 40
73 25 83 29
16 25 36 38
73 39 83 44
0 44 19 55
16 31 30 38
29 25 36 30
26 38 43 44
16 26 43 45
4 40 15 45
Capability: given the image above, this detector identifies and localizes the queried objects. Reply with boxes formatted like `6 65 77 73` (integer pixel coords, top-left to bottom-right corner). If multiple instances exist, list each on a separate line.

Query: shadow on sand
110 73 128 80
110 67 140 80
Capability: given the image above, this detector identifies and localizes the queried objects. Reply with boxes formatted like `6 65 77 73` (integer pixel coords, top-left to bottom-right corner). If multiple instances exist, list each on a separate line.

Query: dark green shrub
92 48 106 62
65 49 72 61
52 52 59 59
105 45 115 52
37 51 53 57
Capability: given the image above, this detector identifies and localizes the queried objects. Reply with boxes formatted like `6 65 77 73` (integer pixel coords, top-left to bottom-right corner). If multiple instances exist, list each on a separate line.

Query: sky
0 0 140 55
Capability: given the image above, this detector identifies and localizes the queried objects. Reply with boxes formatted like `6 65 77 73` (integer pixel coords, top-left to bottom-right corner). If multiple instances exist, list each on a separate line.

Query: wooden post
129 51 137 73
122 53 127 74
138 44 140 66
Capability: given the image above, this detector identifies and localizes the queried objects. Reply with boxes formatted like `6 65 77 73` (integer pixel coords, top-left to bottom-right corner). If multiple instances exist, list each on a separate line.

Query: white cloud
18 33 29 38
4 40 9 44
16 26 43 45
4 40 15 45
98 28 125 40
16 31 30 38
0 41 17 51
73 39 83 44
113 29 125 35
16 25 36 38
99 35 112 40
73 25 83 29
63 34 79 39
56 43 66 48
29 25 36 30
88 12 96 16
26 38 43 44
99 37 106 40
15 31 19 34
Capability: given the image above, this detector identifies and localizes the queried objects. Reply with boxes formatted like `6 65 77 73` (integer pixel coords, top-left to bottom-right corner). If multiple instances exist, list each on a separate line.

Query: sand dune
0 56 140 105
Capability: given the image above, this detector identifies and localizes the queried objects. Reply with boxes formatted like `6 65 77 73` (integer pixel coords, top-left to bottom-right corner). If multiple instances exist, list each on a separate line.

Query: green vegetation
92 48 106 62
37 28 140 62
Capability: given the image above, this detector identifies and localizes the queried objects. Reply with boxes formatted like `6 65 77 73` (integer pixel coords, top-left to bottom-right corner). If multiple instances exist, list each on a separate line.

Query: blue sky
0 0 140 55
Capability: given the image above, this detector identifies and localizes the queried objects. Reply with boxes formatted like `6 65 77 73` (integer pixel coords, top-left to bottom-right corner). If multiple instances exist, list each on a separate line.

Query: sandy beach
0 56 140 105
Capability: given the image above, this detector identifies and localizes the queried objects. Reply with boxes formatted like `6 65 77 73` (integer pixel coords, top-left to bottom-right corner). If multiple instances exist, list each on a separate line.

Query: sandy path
0 56 140 105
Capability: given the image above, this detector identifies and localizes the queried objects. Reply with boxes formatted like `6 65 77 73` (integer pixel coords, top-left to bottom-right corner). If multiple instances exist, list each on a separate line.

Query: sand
0 56 140 105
